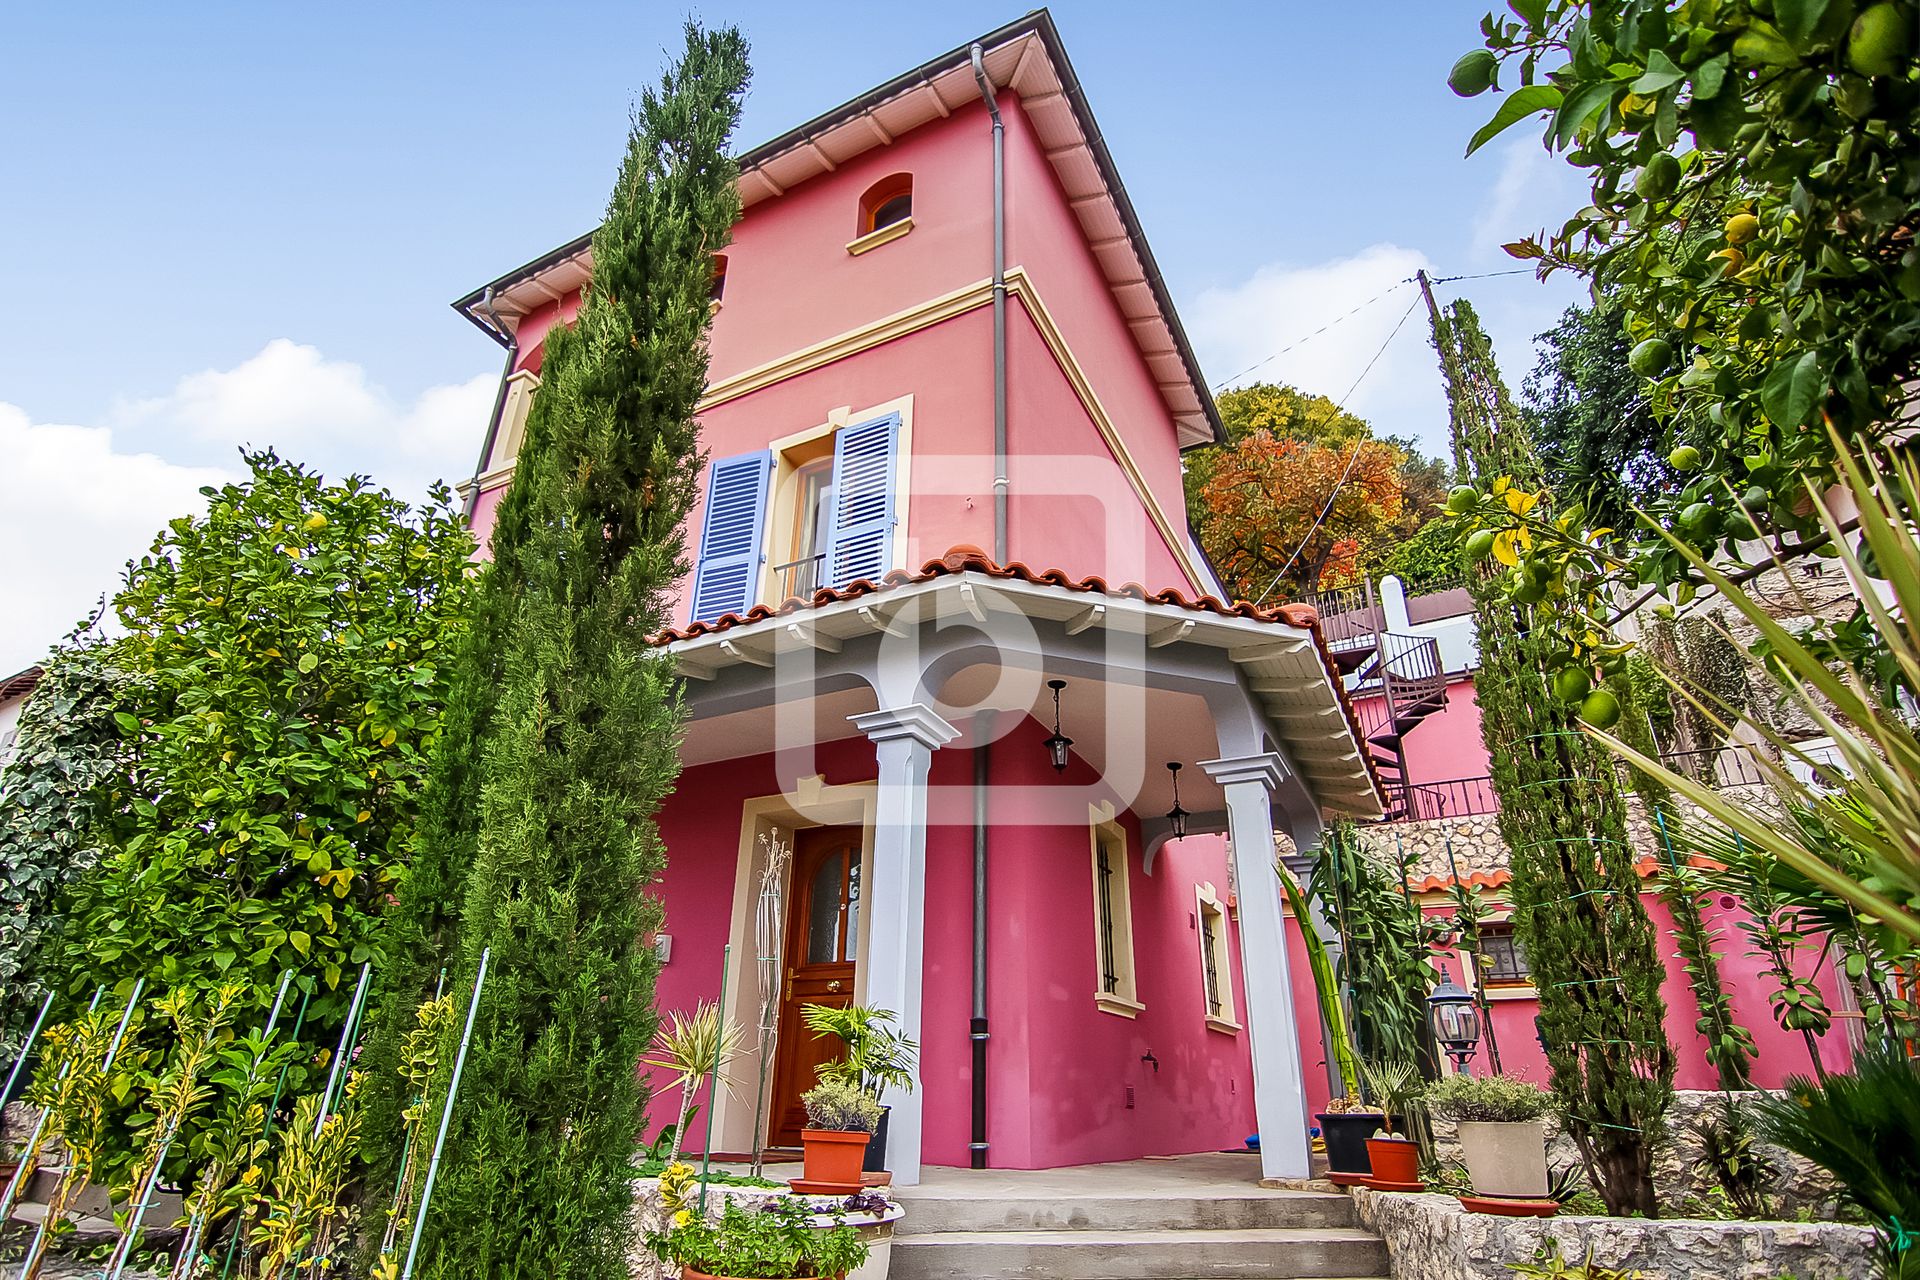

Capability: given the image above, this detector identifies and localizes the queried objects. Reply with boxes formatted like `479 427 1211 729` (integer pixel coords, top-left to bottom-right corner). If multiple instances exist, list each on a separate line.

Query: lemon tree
50 451 473 1171
1450 0 1919 661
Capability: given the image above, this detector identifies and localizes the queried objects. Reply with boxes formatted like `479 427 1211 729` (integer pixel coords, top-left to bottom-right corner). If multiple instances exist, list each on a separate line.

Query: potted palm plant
649 1196 869 1279
1360 1060 1424 1192
800 1005 915 1177
1424 1073 1555 1213
793 1078 881 1195
1281 875 1380 1184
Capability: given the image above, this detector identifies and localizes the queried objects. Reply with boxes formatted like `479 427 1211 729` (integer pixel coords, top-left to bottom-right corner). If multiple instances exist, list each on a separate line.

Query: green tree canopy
363 25 752 1280
44 452 475 1174
1524 299 1678 533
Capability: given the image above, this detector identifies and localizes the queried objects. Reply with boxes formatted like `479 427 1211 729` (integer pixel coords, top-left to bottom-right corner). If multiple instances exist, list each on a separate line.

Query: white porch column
1201 752 1313 1181
848 703 958 1186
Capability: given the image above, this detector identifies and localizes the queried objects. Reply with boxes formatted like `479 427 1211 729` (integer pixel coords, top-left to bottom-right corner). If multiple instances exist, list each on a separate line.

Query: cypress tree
1430 295 1674 1217
373 25 750 1278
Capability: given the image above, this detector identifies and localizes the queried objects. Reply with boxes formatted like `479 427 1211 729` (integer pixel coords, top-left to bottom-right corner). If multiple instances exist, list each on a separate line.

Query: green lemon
1465 530 1498 562
1629 337 1675 377
1668 444 1702 470
1680 501 1717 535
1449 50 1499 97
1850 4 1915 77
1553 666 1594 704
1578 688 1622 731
1635 152 1681 200
1446 485 1479 515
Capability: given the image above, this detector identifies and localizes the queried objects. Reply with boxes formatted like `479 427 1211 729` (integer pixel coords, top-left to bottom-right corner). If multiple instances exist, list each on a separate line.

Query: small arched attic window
859 174 913 236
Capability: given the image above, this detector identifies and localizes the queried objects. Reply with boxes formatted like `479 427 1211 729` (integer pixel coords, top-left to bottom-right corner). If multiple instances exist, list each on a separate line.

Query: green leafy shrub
649 1198 868 1279
1755 1045 1920 1279
801 1078 882 1134
800 1004 916 1099
1425 1073 1552 1124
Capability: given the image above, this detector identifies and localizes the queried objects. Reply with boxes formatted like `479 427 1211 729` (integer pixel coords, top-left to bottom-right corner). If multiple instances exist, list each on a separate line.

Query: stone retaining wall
1351 1187 1876 1280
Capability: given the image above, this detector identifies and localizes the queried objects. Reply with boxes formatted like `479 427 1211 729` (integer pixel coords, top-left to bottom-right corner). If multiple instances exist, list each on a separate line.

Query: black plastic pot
1315 1111 1394 1176
863 1106 891 1173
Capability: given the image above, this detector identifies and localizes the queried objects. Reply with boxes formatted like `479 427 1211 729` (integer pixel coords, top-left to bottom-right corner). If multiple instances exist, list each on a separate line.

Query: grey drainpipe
969 710 993 1168
460 286 519 523
971 44 1008 566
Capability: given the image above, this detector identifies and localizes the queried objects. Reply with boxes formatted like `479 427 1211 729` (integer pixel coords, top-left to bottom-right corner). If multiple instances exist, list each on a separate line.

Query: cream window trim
1089 802 1142 1016
760 394 915 609
1195 880 1239 1034
486 370 541 473
847 217 914 256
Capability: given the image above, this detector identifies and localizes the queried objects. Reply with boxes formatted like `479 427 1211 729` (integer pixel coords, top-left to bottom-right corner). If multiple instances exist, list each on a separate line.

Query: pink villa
448 13 1848 1188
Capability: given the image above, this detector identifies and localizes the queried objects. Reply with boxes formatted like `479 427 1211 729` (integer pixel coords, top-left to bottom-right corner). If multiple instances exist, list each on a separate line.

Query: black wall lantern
1165 762 1189 839
1427 964 1482 1073
1043 679 1073 773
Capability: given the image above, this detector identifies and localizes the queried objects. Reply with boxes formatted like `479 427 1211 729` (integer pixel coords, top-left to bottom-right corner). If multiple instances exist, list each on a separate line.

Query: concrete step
895 1190 1359 1235
890 1226 1389 1280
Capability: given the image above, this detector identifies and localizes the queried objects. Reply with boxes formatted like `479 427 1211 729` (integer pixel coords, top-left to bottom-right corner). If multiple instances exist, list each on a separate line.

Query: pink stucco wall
468 92 1199 603
647 714 1256 1169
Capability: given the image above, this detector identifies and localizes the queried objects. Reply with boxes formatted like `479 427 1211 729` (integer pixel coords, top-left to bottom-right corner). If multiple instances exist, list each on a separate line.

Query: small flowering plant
647 1196 868 1279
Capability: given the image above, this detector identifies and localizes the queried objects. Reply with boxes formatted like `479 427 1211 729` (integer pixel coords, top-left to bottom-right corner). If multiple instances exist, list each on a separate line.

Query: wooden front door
768 826 863 1147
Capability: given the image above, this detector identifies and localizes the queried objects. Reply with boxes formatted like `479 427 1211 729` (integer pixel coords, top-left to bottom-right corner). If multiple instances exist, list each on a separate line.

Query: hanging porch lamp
1165 762 1190 839
1043 679 1073 773
1427 964 1482 1074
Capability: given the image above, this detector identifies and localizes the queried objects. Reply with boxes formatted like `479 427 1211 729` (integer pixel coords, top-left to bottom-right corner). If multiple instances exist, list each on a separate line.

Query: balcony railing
1383 742 1784 823
771 554 825 602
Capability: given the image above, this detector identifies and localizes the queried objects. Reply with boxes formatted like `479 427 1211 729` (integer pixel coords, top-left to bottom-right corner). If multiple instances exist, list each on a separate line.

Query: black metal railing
1380 742 1783 824
771 554 825 601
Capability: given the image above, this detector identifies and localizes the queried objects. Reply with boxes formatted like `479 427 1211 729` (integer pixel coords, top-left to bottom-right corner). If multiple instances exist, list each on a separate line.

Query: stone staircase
889 1156 1388 1280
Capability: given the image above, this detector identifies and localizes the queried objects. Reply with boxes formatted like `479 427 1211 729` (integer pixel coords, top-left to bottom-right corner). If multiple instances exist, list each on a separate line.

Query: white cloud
113 339 495 503
2 342 495 673
1466 137 1587 266
0 404 231 673
1187 243 1451 454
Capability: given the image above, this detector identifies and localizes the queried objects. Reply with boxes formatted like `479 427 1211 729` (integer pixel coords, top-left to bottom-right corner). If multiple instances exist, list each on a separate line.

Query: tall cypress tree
373 25 750 1278
1430 295 1674 1217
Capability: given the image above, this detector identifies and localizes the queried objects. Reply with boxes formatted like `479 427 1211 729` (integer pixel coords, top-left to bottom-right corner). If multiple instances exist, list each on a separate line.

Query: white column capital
849 703 960 752
1199 751 1290 792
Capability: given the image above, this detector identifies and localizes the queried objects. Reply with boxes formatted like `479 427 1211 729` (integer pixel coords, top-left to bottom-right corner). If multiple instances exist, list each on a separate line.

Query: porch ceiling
661 562 1385 821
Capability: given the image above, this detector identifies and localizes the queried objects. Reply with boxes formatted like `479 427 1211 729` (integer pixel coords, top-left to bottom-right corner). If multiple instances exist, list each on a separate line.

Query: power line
1209 280 1409 391
1209 265 1534 393
1250 293 1425 607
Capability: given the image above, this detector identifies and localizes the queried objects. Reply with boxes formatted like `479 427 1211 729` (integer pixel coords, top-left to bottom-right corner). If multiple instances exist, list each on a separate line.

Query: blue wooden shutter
824 413 901 588
690 450 772 623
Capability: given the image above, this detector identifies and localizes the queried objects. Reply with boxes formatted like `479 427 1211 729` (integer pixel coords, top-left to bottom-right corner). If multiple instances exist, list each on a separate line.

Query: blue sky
0 2 1588 670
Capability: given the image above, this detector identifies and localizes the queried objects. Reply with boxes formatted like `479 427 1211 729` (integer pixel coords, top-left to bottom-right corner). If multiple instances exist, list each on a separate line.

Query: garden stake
164 971 294 1280
316 962 373 1137
400 947 490 1280
219 984 312 1280
380 966 451 1258
0 988 103 1227
13 981 142 1280
696 943 731 1213
1 990 55 1109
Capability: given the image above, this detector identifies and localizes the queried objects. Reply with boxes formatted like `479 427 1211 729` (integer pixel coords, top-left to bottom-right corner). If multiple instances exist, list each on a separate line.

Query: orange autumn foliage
1196 430 1408 600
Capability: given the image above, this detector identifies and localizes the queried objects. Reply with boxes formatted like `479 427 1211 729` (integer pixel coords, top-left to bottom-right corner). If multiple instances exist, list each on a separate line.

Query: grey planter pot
1457 1119 1550 1199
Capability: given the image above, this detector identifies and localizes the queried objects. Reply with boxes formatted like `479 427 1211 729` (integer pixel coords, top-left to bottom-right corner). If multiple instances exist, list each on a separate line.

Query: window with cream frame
1195 881 1239 1032
484 369 541 474
1089 804 1143 1017
760 395 914 606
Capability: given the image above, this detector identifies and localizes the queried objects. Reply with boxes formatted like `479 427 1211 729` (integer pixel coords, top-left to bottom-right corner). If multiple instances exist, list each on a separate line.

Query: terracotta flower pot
1362 1136 1422 1190
1456 1119 1549 1199
1314 1111 1386 1179
798 1127 871 1192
